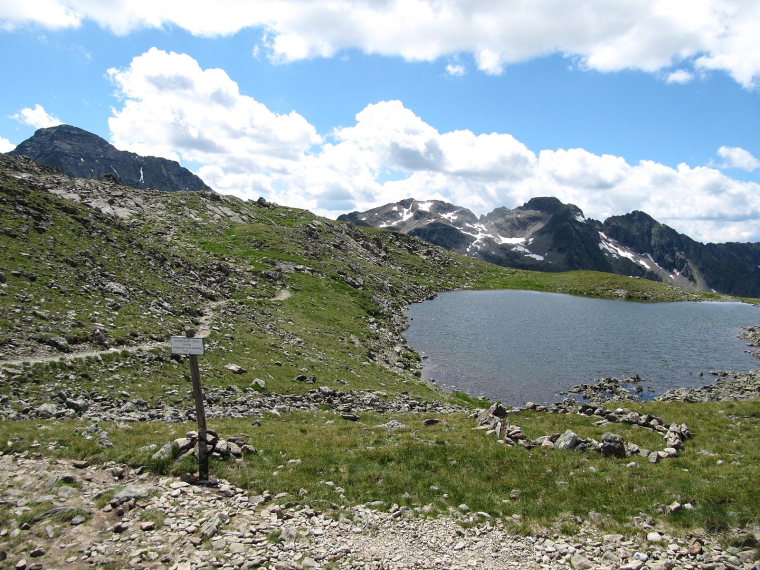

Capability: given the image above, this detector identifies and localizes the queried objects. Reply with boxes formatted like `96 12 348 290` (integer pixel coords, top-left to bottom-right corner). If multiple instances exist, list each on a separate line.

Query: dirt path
0 299 228 371
0 292 289 370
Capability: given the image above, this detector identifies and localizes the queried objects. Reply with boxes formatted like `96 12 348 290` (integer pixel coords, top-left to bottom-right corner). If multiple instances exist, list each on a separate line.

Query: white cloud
11 104 62 129
107 50 760 243
666 69 694 84
0 0 81 31
107 48 321 186
0 137 15 152
445 63 466 77
717 146 760 172
3 0 760 88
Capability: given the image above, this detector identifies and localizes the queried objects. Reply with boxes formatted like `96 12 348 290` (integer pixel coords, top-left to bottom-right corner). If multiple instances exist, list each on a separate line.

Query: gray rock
45 336 70 352
111 485 155 506
151 442 175 462
555 430 579 450
172 438 194 452
570 553 594 569
600 433 626 457
199 512 229 539
36 403 59 418
64 399 89 414
103 281 129 296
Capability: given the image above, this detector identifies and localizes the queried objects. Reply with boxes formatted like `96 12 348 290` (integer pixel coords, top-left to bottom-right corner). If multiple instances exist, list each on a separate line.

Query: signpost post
171 329 209 483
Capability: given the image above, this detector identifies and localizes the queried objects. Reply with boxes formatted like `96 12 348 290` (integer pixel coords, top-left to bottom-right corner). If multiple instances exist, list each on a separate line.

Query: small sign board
171 336 205 355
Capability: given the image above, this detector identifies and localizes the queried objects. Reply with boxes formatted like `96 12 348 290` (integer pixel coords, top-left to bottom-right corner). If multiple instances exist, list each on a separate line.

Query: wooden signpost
170 329 209 483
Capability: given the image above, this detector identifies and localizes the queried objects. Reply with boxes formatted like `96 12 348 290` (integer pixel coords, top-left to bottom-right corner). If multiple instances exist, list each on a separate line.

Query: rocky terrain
3 448 760 570
9 125 211 192
1 152 759 570
340 198 760 298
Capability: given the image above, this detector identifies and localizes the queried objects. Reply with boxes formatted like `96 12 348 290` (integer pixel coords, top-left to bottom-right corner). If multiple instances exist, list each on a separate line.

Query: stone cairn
150 429 257 465
473 401 692 463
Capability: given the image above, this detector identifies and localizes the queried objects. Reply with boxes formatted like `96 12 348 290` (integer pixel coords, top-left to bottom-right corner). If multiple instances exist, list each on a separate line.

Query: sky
1 1 759 244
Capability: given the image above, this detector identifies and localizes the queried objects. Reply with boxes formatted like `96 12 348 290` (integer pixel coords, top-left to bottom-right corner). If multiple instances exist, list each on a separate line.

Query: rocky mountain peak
518 196 567 214
340 197 760 297
9 124 210 192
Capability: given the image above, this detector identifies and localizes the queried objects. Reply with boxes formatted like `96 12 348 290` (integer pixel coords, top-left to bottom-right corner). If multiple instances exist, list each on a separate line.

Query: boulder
600 433 626 458
555 430 579 450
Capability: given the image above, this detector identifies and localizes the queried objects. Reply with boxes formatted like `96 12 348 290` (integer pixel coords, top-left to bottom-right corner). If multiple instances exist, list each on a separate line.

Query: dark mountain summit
9 125 210 192
339 198 760 297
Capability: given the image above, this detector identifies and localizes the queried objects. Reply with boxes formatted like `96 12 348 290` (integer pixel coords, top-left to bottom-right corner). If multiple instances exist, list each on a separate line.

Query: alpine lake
404 289 760 405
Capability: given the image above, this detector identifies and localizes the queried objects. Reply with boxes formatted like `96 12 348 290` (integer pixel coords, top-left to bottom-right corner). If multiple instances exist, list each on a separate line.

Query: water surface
404 290 759 404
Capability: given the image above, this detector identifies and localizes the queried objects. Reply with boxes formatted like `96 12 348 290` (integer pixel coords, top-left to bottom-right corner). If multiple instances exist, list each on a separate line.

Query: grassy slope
1 157 759 535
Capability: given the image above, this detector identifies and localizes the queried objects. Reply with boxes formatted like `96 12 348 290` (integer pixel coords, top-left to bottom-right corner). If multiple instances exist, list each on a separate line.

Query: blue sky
1 1 759 243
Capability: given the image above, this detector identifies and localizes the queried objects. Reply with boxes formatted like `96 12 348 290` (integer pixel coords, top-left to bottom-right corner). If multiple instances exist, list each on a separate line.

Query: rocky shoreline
0 383 467 425
559 324 760 405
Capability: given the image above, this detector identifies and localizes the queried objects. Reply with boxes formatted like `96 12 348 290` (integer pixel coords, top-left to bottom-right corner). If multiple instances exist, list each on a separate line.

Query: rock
35 403 59 419
151 442 175 462
650 562 676 570
110 485 155 506
228 441 242 457
44 336 70 352
252 378 267 390
64 399 89 414
555 430 579 450
103 281 129 296
600 433 626 458
646 531 663 542
570 553 594 569
225 364 247 374
341 413 360 421
172 437 194 452
199 512 229 539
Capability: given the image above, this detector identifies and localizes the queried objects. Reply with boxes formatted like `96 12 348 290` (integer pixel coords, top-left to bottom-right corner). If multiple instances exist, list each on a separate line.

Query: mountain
8 124 210 191
339 198 760 297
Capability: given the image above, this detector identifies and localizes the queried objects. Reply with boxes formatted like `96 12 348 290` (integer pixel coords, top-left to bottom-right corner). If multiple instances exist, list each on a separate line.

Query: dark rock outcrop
9 125 210 192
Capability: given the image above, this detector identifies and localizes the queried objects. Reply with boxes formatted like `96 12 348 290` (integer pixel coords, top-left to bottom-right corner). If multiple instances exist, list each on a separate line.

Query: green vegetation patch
2 399 758 534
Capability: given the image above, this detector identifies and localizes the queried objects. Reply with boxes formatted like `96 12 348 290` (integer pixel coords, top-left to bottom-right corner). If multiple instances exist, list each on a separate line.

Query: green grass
2 398 758 534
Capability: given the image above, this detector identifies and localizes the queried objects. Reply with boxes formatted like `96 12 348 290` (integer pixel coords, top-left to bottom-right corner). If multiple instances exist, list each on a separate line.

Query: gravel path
2 454 758 570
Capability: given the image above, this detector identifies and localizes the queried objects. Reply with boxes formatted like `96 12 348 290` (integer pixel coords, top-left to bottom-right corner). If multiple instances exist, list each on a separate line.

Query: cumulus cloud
107 50 760 243
717 146 760 172
0 137 15 152
11 104 62 129
2 0 760 88
107 48 321 188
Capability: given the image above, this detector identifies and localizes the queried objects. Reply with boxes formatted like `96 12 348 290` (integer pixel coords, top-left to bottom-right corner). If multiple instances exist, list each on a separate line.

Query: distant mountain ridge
339 198 760 298
8 125 210 192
